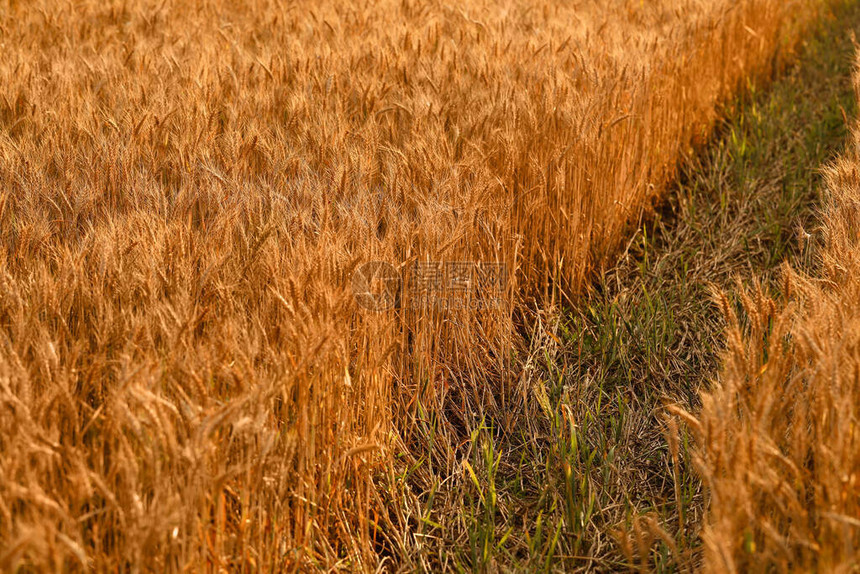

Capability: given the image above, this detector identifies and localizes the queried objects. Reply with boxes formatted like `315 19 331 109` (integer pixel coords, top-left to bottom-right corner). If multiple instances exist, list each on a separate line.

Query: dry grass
0 0 834 570
687 52 860 573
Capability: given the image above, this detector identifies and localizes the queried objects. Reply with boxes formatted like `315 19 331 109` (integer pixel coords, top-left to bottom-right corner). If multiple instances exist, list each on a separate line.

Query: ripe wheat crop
0 0 834 570
688 52 860 573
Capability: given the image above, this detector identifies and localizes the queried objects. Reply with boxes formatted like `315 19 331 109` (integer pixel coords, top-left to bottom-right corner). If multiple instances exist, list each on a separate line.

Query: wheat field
683 54 860 572
0 0 849 570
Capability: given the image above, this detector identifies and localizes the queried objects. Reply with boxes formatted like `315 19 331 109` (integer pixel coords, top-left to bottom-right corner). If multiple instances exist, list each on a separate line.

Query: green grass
389 3 860 570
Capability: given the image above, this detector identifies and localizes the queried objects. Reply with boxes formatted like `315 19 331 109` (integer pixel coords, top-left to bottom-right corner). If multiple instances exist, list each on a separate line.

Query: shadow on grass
397 2 860 571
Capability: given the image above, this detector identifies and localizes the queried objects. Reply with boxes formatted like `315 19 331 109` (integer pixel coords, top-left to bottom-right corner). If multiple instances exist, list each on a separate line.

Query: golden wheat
689 53 860 573
0 0 831 569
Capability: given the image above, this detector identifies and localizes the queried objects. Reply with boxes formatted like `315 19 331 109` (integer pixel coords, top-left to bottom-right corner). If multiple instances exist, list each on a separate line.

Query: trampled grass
685 39 860 574
417 6 860 569
0 0 852 570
